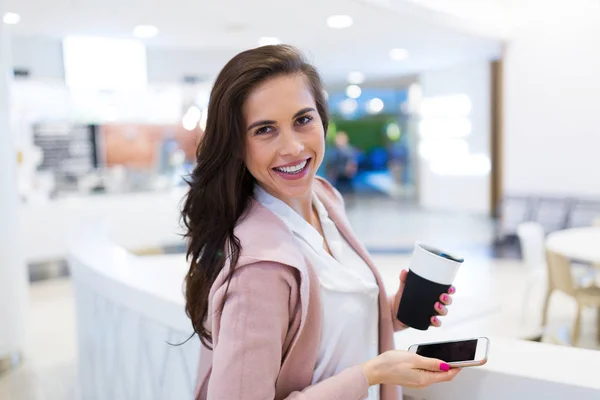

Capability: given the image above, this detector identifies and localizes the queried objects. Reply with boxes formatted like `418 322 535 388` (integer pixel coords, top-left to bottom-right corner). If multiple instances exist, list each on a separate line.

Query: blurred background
2 0 600 399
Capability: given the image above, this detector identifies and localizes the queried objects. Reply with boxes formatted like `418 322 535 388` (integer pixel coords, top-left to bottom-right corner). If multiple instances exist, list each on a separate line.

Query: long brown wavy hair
181 45 329 348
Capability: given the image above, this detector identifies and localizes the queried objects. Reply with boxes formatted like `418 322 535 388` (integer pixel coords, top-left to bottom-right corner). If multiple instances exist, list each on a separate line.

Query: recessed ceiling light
347 71 365 85
367 98 385 114
3 12 21 25
133 25 159 39
258 37 281 47
389 48 409 61
327 15 353 29
346 85 362 99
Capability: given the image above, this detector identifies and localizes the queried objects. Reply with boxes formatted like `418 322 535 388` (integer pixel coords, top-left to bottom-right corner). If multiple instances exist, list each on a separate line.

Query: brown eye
295 115 313 125
255 125 274 135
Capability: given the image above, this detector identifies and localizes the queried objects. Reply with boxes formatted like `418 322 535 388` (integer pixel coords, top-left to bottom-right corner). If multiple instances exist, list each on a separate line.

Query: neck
286 193 314 223
257 183 315 223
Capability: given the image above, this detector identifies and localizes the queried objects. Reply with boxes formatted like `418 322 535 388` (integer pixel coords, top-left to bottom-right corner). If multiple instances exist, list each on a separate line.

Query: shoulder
233 199 304 268
223 260 300 300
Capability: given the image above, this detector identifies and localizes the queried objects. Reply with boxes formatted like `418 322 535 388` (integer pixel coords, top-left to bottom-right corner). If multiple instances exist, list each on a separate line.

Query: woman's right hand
360 350 461 388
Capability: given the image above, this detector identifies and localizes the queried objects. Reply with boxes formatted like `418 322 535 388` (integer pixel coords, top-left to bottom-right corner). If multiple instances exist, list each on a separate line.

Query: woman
182 45 459 400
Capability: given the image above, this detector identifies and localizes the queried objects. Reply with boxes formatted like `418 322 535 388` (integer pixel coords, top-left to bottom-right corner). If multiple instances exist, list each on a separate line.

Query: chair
567 200 600 228
498 196 533 239
533 197 571 233
545 250 600 345
517 222 548 326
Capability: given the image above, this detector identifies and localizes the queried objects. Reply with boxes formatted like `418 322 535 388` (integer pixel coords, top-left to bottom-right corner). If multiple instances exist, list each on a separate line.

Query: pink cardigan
195 177 401 400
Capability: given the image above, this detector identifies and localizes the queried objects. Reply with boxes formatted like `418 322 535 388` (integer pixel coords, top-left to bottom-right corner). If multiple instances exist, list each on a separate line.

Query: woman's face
243 73 325 203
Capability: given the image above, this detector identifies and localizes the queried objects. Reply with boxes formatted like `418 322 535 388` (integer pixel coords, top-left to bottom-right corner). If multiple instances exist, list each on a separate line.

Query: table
546 227 600 264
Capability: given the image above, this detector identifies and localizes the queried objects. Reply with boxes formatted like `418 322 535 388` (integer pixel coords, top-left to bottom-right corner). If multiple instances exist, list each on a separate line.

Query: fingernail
437 302 443 310
443 294 449 302
440 363 450 372
449 287 455 294
433 316 439 324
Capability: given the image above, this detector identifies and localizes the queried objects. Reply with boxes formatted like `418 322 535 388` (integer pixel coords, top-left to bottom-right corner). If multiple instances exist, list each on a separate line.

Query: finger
430 316 442 327
414 355 450 372
444 368 462 381
434 302 448 316
399 269 408 283
440 293 453 306
448 286 456 295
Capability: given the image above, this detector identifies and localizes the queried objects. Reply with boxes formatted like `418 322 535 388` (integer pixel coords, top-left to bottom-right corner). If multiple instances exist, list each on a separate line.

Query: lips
273 158 309 174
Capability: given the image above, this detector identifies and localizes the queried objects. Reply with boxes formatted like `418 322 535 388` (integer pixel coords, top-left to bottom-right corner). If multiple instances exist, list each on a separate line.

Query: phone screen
416 339 477 362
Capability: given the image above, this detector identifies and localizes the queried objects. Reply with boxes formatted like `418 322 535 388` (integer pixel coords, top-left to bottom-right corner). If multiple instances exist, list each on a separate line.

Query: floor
2 196 598 399
346 196 497 253
0 279 78 400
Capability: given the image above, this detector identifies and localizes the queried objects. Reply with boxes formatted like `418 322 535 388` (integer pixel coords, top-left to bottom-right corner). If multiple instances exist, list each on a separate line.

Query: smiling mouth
273 158 310 174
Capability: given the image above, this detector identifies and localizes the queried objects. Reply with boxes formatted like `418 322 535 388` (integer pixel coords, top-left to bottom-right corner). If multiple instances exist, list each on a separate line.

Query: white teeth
275 160 308 174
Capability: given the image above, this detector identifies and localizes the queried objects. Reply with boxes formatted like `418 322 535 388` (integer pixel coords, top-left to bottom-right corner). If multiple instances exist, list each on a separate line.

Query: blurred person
326 131 358 197
181 45 459 400
389 140 409 189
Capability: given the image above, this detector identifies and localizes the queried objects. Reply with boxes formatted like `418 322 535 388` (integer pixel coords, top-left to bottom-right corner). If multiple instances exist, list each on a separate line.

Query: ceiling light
327 15 353 29
258 37 281 47
389 48 409 61
3 12 20 25
339 98 358 115
367 98 384 114
419 139 469 161
199 108 208 131
346 85 362 99
133 25 159 39
347 71 365 85
418 118 472 139
182 105 202 131
419 94 472 117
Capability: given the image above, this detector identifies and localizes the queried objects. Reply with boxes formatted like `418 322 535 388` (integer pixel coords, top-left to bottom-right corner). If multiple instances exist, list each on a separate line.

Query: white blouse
255 186 381 399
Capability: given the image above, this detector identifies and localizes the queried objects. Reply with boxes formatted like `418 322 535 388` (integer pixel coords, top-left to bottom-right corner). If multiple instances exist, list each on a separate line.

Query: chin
269 172 315 201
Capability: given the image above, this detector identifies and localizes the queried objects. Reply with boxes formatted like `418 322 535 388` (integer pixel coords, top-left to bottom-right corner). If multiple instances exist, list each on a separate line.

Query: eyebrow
247 107 316 131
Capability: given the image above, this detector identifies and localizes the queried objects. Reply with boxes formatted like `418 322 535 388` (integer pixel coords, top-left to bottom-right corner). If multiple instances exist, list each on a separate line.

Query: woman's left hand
392 269 456 331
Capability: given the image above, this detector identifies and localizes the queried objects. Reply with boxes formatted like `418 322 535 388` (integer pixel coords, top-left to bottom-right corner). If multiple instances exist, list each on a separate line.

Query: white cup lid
408 242 463 285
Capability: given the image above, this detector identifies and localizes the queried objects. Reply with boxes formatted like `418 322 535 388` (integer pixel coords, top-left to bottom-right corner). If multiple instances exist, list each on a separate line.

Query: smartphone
408 337 490 367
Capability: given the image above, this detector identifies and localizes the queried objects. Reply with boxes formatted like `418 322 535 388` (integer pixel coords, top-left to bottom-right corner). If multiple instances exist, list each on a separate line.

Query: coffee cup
396 243 463 330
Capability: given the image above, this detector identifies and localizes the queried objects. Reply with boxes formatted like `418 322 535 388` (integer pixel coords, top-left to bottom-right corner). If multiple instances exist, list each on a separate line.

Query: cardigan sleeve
207 261 370 400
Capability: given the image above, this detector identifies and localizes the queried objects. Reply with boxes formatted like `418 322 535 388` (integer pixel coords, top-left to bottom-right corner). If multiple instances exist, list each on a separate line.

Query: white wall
418 61 492 214
0 22 29 360
503 1 600 198
12 36 65 80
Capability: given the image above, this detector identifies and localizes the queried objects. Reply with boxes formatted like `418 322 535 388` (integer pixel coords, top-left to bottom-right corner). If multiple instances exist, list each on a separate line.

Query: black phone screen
416 339 477 362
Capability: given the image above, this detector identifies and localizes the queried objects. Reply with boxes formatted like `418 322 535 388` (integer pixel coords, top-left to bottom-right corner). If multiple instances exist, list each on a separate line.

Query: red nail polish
440 363 450 371
433 316 439 324
449 287 455 294
443 294 448 302
437 303 442 310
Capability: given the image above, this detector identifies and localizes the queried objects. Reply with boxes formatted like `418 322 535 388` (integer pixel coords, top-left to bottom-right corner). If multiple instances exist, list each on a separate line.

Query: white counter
67 229 600 400
68 227 198 399
397 332 600 400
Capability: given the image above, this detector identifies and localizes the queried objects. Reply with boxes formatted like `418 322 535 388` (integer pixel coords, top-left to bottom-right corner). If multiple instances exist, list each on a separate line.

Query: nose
278 128 304 157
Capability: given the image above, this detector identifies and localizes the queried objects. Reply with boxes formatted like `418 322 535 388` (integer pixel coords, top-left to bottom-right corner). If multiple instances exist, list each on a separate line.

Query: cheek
309 127 326 156
244 141 271 175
